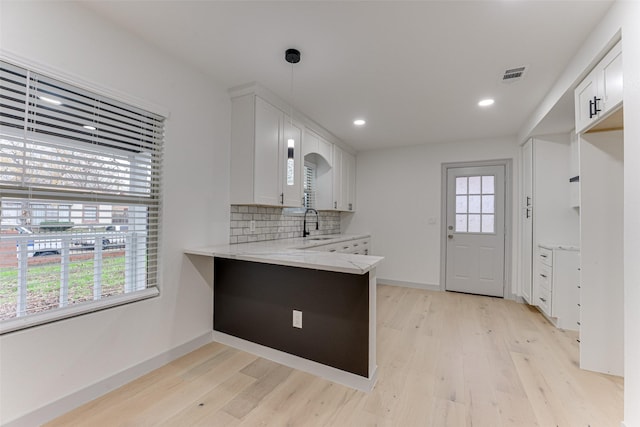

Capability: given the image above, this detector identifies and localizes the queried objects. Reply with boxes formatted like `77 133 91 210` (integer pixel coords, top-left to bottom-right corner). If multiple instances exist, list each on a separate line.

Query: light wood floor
47 285 624 426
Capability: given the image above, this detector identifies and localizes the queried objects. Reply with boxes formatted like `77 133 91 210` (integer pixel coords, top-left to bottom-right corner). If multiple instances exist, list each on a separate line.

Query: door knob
448 234 453 239
448 225 453 230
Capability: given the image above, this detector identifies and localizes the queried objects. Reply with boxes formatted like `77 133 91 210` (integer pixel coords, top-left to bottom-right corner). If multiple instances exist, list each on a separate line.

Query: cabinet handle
577 321 581 326
526 196 531 207
525 208 531 219
589 96 602 118
280 193 284 204
577 339 580 343
539 297 547 302
349 203 353 211
540 254 547 258
334 201 337 209
577 303 581 307
540 274 547 278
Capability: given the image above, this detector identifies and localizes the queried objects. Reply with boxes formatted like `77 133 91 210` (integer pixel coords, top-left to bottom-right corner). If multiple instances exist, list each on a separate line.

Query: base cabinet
533 245 580 330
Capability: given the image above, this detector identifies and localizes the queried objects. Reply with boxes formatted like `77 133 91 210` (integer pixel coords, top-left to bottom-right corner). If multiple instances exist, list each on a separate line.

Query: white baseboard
377 278 441 292
3 332 213 427
212 330 377 392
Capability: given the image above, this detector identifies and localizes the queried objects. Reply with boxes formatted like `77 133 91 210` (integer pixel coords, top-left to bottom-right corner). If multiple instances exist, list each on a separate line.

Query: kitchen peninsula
185 234 383 391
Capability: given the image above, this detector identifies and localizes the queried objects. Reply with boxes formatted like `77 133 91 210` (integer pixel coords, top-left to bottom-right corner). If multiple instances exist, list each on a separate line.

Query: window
455 175 495 233
303 162 316 209
0 60 165 332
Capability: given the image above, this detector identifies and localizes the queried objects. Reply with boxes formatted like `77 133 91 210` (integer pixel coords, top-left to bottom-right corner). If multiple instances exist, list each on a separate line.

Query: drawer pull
577 321 581 326
577 303 581 307
577 339 581 343
343 246 350 250
540 274 547 278
539 297 547 302
540 254 548 258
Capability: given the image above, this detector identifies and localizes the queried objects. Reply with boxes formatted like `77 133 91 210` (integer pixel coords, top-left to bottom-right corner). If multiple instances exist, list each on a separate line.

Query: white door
445 165 505 297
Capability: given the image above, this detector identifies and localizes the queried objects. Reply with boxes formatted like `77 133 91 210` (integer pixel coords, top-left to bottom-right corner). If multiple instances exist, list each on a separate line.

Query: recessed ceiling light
353 119 366 126
83 125 97 131
39 96 62 106
478 98 495 107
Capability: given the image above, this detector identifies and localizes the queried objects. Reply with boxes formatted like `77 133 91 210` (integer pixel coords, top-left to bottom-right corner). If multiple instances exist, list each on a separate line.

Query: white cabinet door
331 145 356 212
600 43 623 112
521 140 533 304
344 151 356 211
575 73 598 134
332 145 344 210
281 118 302 206
254 96 283 206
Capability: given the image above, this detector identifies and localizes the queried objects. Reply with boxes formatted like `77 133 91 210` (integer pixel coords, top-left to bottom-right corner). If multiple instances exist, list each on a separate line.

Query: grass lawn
0 255 127 319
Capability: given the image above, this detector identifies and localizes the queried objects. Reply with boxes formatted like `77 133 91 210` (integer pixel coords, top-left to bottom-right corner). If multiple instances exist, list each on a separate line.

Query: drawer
537 264 552 291
538 246 553 267
537 286 551 315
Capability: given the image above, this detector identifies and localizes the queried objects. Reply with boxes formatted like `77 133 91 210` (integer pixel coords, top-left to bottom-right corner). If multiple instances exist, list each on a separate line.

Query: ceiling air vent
502 66 527 82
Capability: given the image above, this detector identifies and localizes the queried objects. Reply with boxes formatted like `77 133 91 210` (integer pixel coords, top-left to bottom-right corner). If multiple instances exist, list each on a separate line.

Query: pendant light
285 48 300 187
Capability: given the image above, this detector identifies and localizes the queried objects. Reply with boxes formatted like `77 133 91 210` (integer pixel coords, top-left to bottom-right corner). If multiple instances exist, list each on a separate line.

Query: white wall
0 2 230 425
344 137 519 294
621 2 640 426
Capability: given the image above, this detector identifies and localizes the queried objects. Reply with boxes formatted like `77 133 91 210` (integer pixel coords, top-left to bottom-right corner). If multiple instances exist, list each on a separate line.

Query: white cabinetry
574 40 622 133
519 137 579 310
231 94 302 207
521 140 534 304
310 236 370 255
332 145 356 211
533 245 580 330
303 129 332 167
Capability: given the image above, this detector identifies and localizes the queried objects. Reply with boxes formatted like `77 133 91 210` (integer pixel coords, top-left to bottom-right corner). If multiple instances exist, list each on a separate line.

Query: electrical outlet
292 310 302 328
250 220 256 232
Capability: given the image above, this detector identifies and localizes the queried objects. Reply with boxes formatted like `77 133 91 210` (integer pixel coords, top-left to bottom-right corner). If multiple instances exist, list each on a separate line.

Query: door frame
439 159 513 298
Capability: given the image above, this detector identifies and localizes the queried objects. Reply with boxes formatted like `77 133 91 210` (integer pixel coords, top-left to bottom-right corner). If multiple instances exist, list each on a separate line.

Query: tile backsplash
229 205 341 244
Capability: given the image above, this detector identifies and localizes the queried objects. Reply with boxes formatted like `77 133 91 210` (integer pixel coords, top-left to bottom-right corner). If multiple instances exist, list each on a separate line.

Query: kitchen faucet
303 208 319 238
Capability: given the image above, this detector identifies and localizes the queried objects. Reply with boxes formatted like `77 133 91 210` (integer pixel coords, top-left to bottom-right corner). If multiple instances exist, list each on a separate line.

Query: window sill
0 287 159 335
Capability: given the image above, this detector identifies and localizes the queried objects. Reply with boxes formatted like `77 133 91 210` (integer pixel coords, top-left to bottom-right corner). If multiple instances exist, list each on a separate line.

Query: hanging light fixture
285 48 301 187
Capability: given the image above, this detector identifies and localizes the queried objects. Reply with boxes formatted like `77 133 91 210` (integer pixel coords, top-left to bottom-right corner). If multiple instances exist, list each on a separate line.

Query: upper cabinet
231 94 302 207
230 83 357 211
332 145 356 211
575 40 623 133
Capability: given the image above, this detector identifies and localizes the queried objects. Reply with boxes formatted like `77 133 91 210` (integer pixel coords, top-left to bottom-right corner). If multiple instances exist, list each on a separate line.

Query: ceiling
82 1 613 152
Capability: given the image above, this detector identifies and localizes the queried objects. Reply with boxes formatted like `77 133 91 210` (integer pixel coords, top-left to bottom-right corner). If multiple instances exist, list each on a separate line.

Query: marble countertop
539 243 580 251
184 234 383 275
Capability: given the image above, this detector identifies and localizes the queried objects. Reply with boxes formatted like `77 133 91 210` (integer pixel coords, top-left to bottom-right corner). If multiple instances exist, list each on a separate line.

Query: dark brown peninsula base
214 257 370 377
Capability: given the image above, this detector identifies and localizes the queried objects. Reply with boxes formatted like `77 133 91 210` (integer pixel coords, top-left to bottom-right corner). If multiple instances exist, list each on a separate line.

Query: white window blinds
303 163 316 209
0 60 165 329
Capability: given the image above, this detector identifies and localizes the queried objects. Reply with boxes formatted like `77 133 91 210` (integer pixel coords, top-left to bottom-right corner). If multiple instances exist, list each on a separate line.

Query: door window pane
482 175 495 194
468 176 481 194
482 195 494 214
482 214 495 233
468 214 481 232
456 196 467 213
456 177 467 195
456 214 467 232
468 195 481 213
